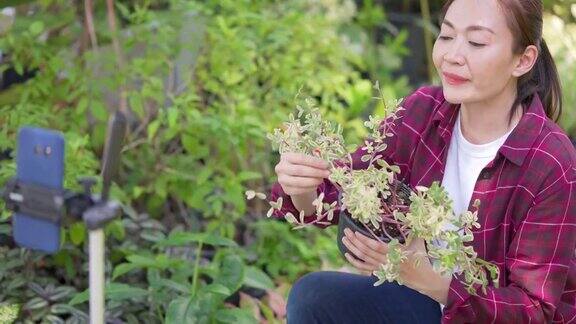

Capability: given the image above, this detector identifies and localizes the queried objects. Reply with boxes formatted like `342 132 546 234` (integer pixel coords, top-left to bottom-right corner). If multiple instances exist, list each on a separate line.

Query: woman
270 0 576 323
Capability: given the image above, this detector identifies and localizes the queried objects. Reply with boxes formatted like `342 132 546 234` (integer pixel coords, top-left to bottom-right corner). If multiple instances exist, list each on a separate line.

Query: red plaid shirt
271 85 576 323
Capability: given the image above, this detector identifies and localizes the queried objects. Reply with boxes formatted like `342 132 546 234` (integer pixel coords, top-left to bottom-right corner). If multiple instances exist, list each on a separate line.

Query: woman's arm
419 271 451 305
290 191 318 216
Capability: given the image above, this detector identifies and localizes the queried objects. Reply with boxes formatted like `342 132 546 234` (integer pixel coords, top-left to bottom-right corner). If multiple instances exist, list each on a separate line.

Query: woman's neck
459 86 522 145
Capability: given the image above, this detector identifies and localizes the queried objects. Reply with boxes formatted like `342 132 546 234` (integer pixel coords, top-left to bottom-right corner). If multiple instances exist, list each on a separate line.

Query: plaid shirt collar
431 93 547 167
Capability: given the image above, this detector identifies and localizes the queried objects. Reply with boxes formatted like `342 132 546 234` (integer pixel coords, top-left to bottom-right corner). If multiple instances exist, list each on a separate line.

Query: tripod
1 111 126 324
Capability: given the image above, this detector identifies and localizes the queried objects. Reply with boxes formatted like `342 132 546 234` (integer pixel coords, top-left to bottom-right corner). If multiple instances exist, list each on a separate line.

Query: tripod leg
89 229 105 324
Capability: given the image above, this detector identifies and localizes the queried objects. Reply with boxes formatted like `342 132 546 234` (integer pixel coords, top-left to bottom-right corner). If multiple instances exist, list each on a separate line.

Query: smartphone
12 127 64 253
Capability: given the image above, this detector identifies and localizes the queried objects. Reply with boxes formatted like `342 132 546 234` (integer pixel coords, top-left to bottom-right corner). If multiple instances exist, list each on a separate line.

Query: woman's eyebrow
443 19 496 34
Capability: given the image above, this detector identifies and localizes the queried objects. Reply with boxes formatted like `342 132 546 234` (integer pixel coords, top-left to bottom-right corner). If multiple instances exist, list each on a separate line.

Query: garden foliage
0 0 409 322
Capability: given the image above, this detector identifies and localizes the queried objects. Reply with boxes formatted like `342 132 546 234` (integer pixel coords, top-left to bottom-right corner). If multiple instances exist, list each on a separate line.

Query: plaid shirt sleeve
269 91 415 227
443 158 576 323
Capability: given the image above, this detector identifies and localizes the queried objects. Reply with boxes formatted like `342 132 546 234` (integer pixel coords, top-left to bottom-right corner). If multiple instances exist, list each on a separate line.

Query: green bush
0 0 409 322
544 13 576 137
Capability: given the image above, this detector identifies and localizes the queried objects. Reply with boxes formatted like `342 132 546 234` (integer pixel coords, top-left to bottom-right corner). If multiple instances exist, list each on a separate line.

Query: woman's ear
512 44 539 78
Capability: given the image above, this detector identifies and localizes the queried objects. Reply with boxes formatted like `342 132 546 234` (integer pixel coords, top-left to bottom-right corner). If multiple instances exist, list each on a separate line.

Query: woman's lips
443 72 469 86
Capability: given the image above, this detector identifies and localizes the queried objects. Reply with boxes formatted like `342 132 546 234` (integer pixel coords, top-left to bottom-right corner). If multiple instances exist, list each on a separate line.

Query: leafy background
0 0 574 323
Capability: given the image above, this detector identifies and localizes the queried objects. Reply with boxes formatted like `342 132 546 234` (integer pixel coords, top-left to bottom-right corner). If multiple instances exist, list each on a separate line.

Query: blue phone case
13 127 64 253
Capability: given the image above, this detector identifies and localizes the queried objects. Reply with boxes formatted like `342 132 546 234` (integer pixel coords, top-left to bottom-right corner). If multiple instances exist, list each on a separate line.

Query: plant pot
337 180 411 261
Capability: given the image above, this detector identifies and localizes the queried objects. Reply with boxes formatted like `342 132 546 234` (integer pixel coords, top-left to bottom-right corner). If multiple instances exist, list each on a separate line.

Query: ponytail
513 38 563 122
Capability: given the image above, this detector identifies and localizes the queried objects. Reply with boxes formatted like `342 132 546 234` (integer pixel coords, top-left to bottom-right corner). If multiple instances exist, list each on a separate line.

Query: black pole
100 111 126 202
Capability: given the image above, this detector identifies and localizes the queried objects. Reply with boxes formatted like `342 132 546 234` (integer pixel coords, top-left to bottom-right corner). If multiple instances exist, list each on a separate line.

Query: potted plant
249 82 499 293
336 178 411 260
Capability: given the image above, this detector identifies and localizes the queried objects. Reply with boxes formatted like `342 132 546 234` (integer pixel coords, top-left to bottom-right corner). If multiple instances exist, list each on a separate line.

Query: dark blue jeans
287 271 442 324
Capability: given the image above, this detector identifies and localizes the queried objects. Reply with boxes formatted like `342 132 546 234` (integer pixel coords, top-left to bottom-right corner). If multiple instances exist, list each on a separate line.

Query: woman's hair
439 0 563 122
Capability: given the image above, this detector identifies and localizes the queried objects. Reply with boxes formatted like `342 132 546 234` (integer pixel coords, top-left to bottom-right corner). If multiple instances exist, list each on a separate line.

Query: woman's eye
438 35 485 47
469 42 486 47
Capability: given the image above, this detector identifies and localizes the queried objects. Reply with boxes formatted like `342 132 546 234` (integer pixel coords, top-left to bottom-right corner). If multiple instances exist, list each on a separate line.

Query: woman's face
432 0 520 104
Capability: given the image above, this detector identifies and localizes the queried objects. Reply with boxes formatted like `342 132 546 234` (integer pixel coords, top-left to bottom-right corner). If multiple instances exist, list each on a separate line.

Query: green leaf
69 283 147 305
126 254 166 268
91 101 108 121
50 303 78 315
49 287 76 302
29 21 44 36
147 120 161 141
112 263 141 280
76 97 89 114
106 219 126 241
259 300 276 323
214 308 257 324
243 266 275 291
44 315 64 324
203 283 232 296
214 254 244 294
153 278 191 294
7 277 26 290
53 251 76 278
24 297 48 310
186 183 213 209
140 230 166 243
165 297 196 324
237 171 262 182
155 232 238 248
181 134 209 158
0 224 10 235
168 109 179 129
69 222 86 246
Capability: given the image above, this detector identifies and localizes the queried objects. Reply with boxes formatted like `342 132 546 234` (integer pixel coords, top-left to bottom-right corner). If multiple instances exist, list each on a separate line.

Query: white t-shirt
441 111 515 219
436 110 516 310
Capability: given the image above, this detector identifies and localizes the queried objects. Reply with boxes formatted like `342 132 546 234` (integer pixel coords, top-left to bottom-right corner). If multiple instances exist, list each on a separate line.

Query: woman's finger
354 231 389 255
282 152 329 170
281 186 318 196
280 163 331 178
342 236 381 266
342 236 385 268
343 229 388 263
359 269 372 276
278 174 324 188
344 253 374 272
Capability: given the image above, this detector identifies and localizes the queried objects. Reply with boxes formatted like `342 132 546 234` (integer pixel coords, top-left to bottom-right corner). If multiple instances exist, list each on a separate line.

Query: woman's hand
274 152 331 196
341 228 389 275
342 228 451 303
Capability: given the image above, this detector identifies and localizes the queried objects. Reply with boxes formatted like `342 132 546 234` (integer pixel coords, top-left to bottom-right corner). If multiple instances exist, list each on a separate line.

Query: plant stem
105 0 128 114
419 0 435 82
84 0 98 50
379 222 396 242
399 226 408 241
379 215 403 225
363 222 386 244
191 241 203 297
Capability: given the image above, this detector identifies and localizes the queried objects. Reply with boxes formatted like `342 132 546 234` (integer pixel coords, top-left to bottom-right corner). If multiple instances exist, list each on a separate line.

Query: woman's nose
444 41 466 65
